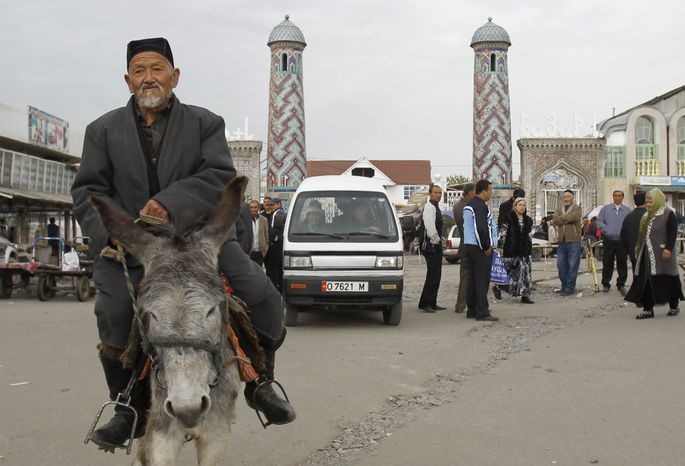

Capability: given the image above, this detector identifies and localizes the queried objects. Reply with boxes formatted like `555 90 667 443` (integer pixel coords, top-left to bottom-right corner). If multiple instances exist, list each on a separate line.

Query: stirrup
84 392 138 455
635 310 654 320
249 379 292 429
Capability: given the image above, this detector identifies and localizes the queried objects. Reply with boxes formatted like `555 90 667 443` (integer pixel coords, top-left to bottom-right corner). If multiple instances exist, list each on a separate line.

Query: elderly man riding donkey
71 38 295 461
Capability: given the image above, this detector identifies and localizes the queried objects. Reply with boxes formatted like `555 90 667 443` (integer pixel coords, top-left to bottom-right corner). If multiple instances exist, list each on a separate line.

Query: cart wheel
37 275 53 301
0 275 12 299
76 276 91 302
49 276 57 298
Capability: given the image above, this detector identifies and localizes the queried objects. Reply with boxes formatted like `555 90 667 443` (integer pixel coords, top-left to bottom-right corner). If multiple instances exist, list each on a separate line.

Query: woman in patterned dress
498 198 534 304
624 188 684 319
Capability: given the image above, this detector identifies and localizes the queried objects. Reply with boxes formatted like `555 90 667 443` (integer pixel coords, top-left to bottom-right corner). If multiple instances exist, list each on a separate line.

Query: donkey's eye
206 307 217 318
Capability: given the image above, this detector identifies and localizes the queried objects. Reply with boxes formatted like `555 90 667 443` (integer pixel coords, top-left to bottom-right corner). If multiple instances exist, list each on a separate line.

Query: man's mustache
138 83 163 92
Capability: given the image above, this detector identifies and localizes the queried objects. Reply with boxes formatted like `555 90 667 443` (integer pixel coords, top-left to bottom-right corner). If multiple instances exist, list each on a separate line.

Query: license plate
321 281 368 292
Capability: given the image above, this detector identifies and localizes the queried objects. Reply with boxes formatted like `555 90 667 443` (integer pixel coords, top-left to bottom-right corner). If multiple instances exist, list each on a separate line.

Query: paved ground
1 254 684 465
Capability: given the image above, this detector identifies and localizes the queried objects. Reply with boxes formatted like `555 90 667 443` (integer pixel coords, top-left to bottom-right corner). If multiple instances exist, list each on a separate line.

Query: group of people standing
246 195 287 292
418 181 531 321
418 182 683 323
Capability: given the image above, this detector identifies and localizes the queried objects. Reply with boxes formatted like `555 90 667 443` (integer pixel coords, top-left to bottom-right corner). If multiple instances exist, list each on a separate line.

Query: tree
446 174 472 186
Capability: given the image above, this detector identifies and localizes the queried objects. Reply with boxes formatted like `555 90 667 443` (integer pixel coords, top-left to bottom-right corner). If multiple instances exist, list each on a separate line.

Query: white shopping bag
62 248 81 272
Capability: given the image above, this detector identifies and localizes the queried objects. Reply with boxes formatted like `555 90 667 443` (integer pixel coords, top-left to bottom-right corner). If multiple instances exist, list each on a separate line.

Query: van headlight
375 255 403 269
284 254 312 269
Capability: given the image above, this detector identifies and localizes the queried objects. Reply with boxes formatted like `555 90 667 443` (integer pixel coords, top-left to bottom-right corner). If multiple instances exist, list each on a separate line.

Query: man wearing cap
265 197 286 291
72 38 295 452
552 190 583 296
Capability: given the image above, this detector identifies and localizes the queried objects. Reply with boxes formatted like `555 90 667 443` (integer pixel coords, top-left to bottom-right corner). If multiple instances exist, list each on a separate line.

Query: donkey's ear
202 176 248 248
90 196 159 263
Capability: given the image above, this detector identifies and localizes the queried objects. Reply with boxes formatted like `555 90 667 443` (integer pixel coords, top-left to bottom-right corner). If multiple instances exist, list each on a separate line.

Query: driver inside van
348 200 376 230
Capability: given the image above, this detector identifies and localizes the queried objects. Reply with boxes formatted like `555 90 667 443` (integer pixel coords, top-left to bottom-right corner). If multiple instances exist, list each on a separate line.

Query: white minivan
282 175 404 326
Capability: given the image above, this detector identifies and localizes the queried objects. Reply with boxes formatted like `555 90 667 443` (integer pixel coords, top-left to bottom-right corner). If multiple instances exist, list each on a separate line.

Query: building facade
0 102 83 248
598 85 685 213
471 18 513 184
266 15 307 198
228 140 262 202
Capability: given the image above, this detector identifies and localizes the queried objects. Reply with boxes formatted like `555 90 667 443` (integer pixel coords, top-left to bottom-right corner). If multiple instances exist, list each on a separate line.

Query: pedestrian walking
620 190 647 273
418 184 445 312
452 183 475 313
47 216 61 257
597 190 631 295
552 190 583 296
625 189 684 319
463 179 499 321
497 197 534 304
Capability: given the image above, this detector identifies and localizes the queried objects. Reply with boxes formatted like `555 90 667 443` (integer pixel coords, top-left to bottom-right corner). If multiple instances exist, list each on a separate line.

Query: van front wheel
383 302 402 325
284 303 299 327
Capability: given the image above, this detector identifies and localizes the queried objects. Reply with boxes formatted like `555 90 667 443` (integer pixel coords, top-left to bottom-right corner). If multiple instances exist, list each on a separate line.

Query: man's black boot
243 333 296 426
89 355 149 452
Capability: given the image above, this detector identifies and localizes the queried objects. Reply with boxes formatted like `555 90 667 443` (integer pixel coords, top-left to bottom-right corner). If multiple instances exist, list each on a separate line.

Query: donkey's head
91 176 248 429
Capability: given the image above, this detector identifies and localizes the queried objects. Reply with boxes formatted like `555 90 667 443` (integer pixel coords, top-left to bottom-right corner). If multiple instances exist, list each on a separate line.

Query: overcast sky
2 0 683 180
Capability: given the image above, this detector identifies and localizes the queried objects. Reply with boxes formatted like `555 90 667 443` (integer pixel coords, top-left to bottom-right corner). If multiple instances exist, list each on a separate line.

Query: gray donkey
91 176 248 465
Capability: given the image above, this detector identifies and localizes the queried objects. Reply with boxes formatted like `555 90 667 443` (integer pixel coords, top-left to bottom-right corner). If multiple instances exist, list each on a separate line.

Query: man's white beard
135 85 172 109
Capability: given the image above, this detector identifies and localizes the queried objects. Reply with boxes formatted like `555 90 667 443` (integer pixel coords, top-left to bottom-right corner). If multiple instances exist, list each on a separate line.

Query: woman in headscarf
497 197 534 304
624 188 683 319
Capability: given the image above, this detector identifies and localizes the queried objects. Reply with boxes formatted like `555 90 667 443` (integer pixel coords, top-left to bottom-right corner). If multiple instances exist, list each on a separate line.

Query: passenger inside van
304 205 326 232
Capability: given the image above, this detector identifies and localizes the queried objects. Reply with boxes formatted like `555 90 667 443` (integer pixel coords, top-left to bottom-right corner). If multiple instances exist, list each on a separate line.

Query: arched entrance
536 164 591 219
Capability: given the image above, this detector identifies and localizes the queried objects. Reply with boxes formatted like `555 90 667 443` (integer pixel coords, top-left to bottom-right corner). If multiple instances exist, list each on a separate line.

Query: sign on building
28 106 69 153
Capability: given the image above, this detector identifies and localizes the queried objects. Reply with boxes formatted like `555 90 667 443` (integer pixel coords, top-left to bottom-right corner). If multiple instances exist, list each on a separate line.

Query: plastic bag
490 251 509 285
62 248 80 272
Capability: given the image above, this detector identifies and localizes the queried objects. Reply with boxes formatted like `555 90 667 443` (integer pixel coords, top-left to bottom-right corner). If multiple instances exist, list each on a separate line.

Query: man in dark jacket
72 38 294 453
620 190 647 273
265 197 287 291
463 180 499 321
452 182 475 313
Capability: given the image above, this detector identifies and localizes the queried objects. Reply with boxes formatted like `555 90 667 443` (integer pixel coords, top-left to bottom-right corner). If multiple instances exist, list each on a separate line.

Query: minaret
470 17 512 184
266 15 307 194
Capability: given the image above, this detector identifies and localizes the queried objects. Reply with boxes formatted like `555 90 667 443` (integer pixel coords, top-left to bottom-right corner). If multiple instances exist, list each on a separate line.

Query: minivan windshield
288 191 399 242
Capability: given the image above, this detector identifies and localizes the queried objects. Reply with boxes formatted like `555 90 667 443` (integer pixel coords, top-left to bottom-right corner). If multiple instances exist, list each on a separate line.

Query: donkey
91 176 248 466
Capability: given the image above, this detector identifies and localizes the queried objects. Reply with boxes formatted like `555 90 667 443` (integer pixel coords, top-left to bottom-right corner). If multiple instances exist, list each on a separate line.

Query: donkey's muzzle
164 394 211 428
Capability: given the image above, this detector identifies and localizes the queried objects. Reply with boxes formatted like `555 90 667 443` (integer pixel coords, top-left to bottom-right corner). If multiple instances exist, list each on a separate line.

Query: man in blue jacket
597 190 631 295
463 179 499 321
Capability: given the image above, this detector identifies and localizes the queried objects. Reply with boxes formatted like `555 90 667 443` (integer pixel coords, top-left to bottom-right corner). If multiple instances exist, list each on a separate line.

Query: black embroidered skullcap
563 189 575 196
127 38 174 69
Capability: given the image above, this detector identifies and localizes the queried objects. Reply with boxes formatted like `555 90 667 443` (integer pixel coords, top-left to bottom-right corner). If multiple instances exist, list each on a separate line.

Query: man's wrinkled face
125 52 179 109
613 191 624 205
562 192 574 204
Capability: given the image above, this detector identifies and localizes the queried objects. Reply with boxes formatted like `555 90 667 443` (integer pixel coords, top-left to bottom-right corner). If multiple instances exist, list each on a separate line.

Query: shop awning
0 186 72 211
